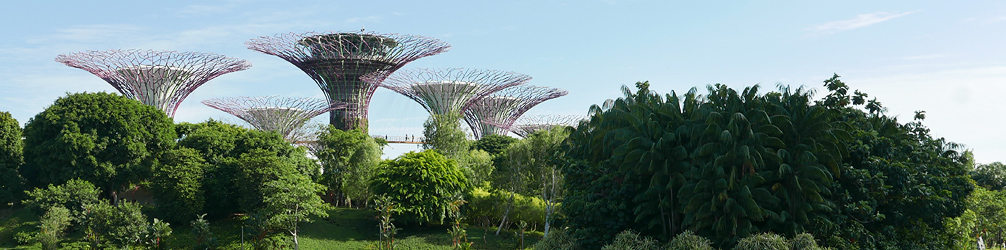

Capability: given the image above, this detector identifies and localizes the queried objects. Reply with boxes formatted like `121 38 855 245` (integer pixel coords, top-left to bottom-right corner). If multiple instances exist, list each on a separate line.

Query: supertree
55 49 251 117
497 114 583 137
246 31 450 132
374 68 531 115
463 85 568 139
201 96 346 142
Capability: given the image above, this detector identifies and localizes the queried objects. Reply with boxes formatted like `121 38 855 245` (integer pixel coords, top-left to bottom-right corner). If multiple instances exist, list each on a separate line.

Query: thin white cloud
808 11 916 35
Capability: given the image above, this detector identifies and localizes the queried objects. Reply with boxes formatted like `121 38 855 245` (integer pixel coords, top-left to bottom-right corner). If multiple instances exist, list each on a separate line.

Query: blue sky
2 1 1005 162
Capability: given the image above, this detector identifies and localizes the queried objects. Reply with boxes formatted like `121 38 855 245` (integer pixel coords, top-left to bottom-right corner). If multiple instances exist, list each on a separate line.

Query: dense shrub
151 147 206 224
788 233 823 250
733 232 788 250
533 227 577 250
667 230 715 250
235 149 302 213
23 179 101 215
371 150 469 225
465 187 547 230
80 201 152 248
37 206 72 250
600 230 662 250
457 149 494 188
315 126 381 207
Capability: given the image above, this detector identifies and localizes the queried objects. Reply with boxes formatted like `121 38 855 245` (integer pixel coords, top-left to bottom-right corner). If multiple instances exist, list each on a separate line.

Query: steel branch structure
374 68 531 115
246 31 450 132
55 49 251 117
496 114 583 137
463 85 568 139
202 96 346 142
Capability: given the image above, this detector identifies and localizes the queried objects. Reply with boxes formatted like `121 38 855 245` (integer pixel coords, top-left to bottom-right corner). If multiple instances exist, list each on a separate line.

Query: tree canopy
561 77 972 249
22 92 175 193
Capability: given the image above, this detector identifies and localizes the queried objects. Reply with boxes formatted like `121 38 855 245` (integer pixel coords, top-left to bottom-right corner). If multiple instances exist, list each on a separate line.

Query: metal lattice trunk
463 85 568 139
246 31 451 132
374 68 531 116
55 49 251 117
202 96 346 142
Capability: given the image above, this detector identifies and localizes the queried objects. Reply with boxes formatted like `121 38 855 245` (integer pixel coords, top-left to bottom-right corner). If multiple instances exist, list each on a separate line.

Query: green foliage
562 76 971 249
80 201 150 248
0 111 24 205
423 112 470 159
151 147 206 224
23 179 101 216
177 120 315 218
315 126 382 207
146 218 172 249
235 148 302 212
732 232 788 250
373 195 399 250
600 230 663 250
260 170 330 249
788 233 822 250
191 214 219 249
533 227 577 250
667 230 716 250
811 75 972 250
946 187 1006 250
37 206 72 250
972 162 1006 191
465 187 548 230
457 149 494 188
370 150 470 225
22 92 175 192
473 134 518 156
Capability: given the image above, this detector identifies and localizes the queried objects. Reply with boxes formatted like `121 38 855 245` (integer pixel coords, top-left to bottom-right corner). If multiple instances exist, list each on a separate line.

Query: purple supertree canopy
202 96 346 142
463 85 568 139
494 114 583 137
55 49 251 117
373 68 531 115
246 31 451 132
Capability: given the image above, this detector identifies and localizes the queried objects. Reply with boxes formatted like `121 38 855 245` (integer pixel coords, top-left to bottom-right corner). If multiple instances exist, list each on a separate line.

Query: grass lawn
0 207 541 250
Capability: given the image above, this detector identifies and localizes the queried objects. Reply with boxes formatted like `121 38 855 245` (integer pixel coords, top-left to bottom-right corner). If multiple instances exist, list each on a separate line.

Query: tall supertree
463 85 568 139
496 114 583 137
201 96 345 142
246 31 450 132
55 49 251 117
374 68 531 115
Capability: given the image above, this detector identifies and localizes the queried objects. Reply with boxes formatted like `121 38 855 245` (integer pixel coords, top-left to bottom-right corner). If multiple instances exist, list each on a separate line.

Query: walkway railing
371 135 425 144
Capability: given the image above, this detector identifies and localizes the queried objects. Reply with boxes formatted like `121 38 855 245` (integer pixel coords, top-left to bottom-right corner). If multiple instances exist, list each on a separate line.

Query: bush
533 227 577 250
465 187 547 230
81 201 150 247
38 206 73 250
371 150 469 225
600 230 661 250
734 232 788 250
151 147 205 224
789 233 822 250
667 230 715 250
23 179 101 215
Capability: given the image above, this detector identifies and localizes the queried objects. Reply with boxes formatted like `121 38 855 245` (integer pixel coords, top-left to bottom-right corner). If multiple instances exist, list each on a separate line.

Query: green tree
22 92 175 194
457 149 494 188
151 147 206 224
423 112 470 159
496 126 570 237
0 111 25 205
176 120 315 218
473 134 517 156
371 150 470 225
315 126 381 207
971 162 1006 191
235 149 302 213
260 171 331 250
946 187 1006 249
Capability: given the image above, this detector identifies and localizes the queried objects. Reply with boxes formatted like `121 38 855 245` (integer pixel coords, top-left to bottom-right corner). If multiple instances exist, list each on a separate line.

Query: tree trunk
495 191 516 235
